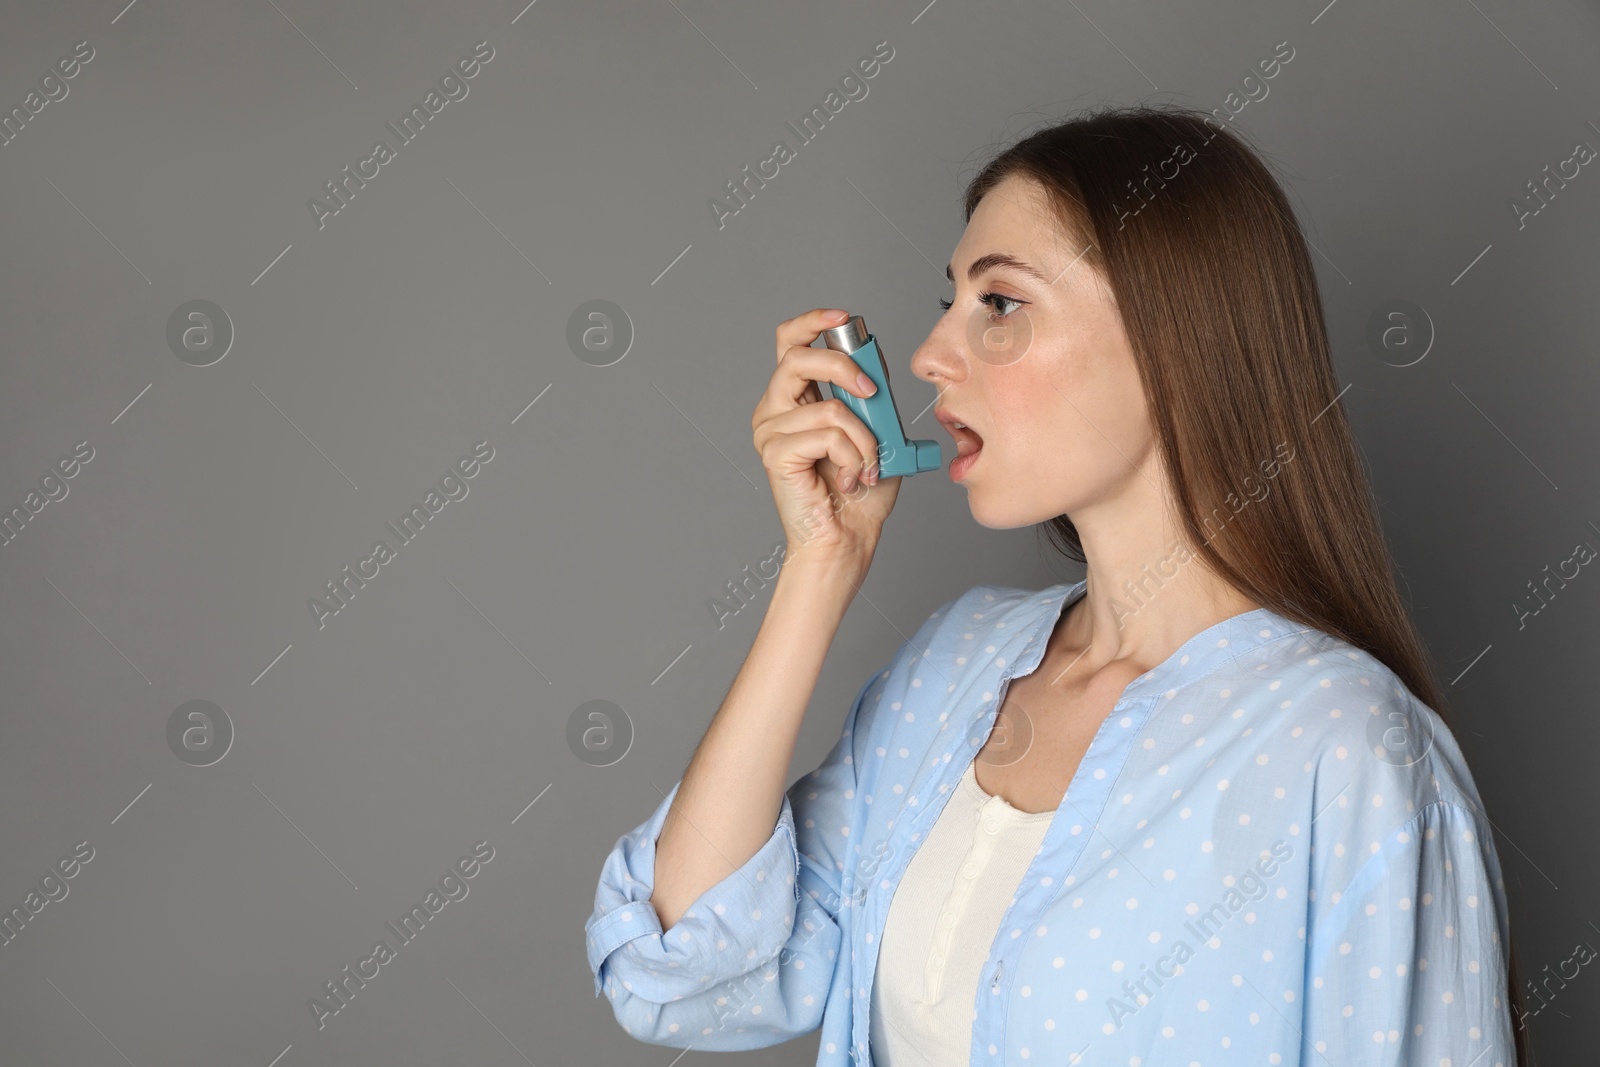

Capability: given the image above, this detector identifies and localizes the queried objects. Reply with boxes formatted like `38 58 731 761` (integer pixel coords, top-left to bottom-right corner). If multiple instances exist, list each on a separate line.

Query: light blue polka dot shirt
585 580 1516 1065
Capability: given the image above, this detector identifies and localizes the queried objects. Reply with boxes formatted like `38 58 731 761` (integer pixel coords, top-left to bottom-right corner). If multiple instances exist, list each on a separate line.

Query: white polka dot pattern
583 580 1515 1066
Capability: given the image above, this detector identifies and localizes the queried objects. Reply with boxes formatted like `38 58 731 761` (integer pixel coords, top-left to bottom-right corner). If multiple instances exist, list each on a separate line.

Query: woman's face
909 173 1157 530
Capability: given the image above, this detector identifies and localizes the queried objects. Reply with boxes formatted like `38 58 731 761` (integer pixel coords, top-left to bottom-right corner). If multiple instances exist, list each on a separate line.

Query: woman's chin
965 494 1034 531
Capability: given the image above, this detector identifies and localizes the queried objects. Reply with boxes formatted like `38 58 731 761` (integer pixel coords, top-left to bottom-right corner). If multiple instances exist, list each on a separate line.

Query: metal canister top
819 315 869 354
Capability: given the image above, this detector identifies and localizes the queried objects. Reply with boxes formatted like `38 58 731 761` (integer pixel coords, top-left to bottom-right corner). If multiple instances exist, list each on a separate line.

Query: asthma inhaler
817 314 942 478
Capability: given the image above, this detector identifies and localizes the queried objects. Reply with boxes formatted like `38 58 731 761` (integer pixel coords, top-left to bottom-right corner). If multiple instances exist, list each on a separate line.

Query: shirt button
931 953 944 968
962 863 980 879
941 911 956 927
984 817 1002 834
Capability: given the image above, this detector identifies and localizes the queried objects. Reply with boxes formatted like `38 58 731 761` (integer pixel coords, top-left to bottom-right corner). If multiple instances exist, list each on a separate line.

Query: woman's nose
910 327 967 388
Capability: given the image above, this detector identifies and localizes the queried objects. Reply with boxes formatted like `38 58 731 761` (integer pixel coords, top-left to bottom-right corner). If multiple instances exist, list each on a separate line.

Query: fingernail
825 309 849 321
856 372 877 395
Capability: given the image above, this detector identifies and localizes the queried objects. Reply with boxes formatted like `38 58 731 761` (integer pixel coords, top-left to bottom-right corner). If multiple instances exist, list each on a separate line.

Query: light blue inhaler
817 314 942 478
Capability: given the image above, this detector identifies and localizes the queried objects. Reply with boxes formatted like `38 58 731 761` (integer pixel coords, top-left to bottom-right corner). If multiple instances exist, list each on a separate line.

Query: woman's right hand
753 308 905 571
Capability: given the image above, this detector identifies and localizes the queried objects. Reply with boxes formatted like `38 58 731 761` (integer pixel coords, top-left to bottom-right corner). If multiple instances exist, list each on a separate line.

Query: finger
775 308 852 363
764 425 871 489
753 344 880 432
755 398 881 480
774 345 880 408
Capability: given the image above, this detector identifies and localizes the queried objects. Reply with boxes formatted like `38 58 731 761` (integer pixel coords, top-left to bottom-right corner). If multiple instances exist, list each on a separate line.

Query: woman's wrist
780 540 875 591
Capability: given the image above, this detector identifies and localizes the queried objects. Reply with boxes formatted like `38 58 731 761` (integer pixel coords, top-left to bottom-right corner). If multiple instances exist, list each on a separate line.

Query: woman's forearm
650 553 865 930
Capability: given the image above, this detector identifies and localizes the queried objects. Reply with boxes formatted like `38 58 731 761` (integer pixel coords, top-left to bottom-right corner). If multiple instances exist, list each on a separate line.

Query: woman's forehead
958 176 1092 281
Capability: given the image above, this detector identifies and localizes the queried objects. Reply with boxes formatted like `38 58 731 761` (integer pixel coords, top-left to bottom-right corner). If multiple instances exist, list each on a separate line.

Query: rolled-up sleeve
584 648 898 1051
1302 799 1516 1065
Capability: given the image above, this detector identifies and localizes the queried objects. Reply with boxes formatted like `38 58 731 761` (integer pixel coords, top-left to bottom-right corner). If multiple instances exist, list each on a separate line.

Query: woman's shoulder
846 581 1075 740
929 580 1078 638
1167 627 1502 909
1233 625 1492 828
871 581 1075 683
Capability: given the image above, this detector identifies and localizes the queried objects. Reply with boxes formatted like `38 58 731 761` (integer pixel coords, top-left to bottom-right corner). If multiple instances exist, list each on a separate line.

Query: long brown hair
961 102 1532 1065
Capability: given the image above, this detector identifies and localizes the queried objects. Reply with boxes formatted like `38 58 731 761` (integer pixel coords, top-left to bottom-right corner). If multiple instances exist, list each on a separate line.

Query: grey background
0 0 1595 1064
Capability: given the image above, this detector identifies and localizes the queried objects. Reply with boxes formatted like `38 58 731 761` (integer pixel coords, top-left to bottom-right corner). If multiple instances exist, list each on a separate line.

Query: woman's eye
939 292 1023 316
980 291 1021 317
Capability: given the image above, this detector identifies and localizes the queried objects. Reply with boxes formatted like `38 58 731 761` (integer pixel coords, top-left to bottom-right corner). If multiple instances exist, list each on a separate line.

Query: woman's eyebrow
945 251 1051 285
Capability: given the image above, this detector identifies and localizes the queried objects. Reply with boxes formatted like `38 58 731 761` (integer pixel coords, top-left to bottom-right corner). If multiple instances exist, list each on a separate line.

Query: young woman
585 103 1528 1067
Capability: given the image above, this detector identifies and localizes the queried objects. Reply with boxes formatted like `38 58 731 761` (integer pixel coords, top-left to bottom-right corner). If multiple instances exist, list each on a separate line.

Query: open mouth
950 424 983 458
935 409 985 479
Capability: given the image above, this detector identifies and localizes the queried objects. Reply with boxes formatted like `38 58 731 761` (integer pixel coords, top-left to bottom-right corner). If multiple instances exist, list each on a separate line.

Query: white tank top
869 758 1056 1066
